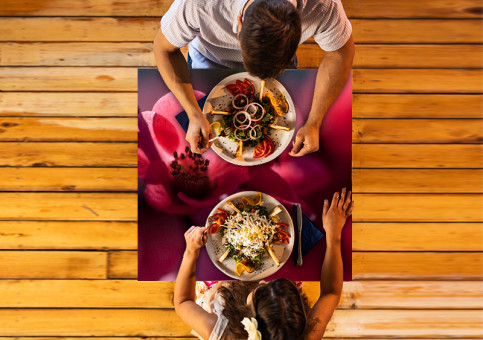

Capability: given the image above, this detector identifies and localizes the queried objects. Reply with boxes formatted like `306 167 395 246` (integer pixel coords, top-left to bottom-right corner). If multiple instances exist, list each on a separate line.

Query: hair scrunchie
241 317 262 340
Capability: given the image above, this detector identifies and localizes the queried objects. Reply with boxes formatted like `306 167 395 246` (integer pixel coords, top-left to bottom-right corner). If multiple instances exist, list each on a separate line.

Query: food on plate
208 192 291 276
211 78 290 159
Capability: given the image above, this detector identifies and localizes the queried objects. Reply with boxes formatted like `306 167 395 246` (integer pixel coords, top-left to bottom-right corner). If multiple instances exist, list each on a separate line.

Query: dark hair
253 279 310 339
217 281 259 339
239 0 301 79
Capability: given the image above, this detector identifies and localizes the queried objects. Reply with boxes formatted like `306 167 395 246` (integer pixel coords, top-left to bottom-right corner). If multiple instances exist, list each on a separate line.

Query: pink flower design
138 91 250 215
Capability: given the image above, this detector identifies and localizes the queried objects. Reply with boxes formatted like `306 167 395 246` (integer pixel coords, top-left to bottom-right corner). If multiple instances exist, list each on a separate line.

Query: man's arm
290 35 354 157
305 189 353 339
174 226 217 339
153 29 212 154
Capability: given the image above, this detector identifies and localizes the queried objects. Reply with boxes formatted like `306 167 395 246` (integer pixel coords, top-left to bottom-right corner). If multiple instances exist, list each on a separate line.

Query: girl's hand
184 226 208 257
322 188 353 242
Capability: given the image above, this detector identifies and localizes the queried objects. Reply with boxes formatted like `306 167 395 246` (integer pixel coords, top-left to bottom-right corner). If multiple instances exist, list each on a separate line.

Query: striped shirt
161 0 352 68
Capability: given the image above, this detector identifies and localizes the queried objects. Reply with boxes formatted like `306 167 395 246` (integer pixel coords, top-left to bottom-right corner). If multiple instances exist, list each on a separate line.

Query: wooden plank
0 18 160 42
0 251 107 279
3 43 482 69
305 281 483 310
353 94 483 118
344 0 483 18
2 93 478 118
353 144 483 168
0 168 137 191
353 69 483 93
0 142 136 167
353 169 483 193
0 193 137 221
298 44 483 69
353 194 483 222
110 250 483 280
0 67 136 92
0 92 137 117
0 309 480 337
0 18 481 43
0 0 481 18
353 252 483 280
109 251 137 279
0 42 155 67
353 119 483 144
1 280 481 309
2 68 482 93
0 117 137 142
353 223 483 251
352 19 483 43
0 221 137 249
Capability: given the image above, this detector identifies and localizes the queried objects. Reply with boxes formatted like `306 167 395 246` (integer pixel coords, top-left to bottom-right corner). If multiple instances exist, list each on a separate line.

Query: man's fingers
343 191 352 210
289 133 304 156
338 188 346 207
201 127 211 149
331 191 340 207
322 199 329 216
291 144 314 157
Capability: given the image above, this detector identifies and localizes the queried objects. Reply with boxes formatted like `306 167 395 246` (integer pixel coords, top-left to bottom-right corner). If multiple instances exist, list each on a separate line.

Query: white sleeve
160 0 200 48
313 0 352 51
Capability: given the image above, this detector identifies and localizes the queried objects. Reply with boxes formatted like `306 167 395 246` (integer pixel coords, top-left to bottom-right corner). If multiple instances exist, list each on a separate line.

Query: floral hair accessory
241 317 262 340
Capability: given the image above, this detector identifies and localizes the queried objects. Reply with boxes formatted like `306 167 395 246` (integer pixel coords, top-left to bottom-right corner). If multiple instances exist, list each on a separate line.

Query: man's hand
289 123 320 157
184 226 208 257
186 114 213 154
322 188 353 242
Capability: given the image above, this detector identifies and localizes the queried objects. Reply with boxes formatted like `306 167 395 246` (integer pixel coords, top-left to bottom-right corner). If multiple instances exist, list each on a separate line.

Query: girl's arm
305 188 353 340
174 226 217 339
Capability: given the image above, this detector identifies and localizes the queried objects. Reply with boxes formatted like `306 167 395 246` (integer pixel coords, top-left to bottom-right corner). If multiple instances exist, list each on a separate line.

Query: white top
192 283 229 340
161 0 352 68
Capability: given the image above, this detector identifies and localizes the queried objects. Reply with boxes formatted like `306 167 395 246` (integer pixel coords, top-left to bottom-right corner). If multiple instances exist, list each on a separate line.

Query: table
138 68 352 281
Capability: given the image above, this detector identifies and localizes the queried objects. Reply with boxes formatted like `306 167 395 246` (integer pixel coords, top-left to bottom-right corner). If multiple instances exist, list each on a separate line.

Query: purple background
138 68 352 281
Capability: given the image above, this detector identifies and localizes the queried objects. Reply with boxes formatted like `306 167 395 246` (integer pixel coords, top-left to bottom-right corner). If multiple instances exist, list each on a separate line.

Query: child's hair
217 281 258 339
253 278 310 339
217 279 311 339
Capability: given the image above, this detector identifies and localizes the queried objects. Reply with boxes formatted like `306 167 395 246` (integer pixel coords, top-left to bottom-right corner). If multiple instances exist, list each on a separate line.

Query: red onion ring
234 128 251 141
233 111 251 129
249 125 262 140
232 94 248 109
244 102 265 122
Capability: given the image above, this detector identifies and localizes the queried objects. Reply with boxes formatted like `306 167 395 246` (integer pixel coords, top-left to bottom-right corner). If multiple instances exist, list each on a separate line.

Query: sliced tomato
208 223 220 234
261 136 274 158
276 222 288 229
236 80 248 92
217 208 228 219
253 139 267 158
244 78 255 96
277 230 291 239
275 222 288 232
225 84 239 96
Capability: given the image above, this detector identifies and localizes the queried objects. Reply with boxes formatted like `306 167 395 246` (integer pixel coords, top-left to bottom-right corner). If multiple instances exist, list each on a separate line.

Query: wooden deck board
0 309 480 337
0 280 481 309
0 0 482 18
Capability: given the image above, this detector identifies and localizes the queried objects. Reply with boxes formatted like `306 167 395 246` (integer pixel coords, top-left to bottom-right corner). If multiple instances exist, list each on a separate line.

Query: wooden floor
0 0 482 338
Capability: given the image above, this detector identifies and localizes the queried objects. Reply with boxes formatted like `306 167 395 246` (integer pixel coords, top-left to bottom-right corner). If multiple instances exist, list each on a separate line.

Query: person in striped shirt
154 0 354 156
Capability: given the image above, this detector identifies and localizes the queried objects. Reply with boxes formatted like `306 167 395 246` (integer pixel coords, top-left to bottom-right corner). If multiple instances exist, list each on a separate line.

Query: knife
295 203 303 266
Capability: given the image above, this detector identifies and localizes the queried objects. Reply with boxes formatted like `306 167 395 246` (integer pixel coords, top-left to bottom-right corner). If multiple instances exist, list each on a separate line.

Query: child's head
251 278 309 339
218 279 310 339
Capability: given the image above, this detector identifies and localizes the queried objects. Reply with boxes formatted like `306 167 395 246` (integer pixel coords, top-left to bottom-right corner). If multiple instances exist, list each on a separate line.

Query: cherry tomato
208 223 220 234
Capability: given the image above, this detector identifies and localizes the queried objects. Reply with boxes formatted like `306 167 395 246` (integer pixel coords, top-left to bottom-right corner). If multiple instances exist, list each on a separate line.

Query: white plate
205 191 294 281
203 72 296 166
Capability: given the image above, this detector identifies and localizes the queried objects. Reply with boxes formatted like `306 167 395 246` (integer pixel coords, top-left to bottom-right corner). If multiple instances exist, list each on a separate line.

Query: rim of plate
205 191 295 281
202 72 296 166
